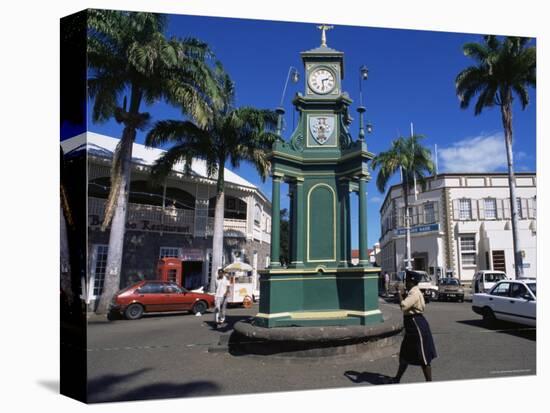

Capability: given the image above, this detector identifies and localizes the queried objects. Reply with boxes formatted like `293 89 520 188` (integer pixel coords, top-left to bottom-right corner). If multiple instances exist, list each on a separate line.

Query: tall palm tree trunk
403 179 413 270
501 95 524 279
95 130 134 313
209 165 225 293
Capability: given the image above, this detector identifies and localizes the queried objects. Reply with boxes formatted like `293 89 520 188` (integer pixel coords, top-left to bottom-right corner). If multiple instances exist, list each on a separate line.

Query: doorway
183 261 203 290
412 253 428 272
492 250 506 273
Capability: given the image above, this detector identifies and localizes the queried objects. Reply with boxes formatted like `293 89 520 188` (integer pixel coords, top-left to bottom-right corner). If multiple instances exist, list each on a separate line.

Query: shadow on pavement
457 319 536 341
204 315 253 333
88 368 221 403
344 370 395 385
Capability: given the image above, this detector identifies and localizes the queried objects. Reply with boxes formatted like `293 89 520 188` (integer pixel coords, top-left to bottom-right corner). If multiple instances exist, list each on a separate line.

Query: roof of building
61 132 259 190
379 171 536 212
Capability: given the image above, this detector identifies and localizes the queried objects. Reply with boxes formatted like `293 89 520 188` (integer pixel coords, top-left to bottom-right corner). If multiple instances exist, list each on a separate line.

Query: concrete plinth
231 304 403 358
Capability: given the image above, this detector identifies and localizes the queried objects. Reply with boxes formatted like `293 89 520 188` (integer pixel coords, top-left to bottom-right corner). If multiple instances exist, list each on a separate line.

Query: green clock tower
255 26 383 328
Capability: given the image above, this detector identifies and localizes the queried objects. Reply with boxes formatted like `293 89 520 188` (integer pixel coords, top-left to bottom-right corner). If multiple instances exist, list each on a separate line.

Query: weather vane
317 24 334 47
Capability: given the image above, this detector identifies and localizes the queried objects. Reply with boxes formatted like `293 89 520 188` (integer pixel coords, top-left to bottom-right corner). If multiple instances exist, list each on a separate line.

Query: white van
471 270 508 293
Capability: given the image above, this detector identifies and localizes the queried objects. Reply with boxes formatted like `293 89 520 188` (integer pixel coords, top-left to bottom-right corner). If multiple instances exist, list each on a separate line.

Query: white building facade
379 173 536 283
62 132 272 306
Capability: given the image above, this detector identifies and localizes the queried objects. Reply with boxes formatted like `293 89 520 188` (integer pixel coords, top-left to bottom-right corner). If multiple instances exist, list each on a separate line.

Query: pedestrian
214 268 230 326
392 269 437 383
384 271 390 297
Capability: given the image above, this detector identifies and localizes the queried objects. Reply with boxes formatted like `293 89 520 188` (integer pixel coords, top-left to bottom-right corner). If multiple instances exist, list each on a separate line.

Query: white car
416 271 439 302
471 270 508 293
472 279 536 327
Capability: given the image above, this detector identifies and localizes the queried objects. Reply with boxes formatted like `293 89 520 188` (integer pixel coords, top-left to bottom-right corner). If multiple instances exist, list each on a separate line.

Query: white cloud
438 133 510 173
369 195 382 203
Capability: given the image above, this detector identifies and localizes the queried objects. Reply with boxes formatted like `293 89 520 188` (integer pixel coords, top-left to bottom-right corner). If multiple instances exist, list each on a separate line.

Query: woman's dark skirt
399 314 437 366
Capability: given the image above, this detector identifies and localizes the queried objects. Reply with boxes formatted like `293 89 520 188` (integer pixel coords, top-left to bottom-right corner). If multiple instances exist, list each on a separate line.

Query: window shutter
502 199 511 219
526 198 534 219
521 198 529 220
478 199 485 220
453 199 460 220
471 200 478 220
496 199 503 220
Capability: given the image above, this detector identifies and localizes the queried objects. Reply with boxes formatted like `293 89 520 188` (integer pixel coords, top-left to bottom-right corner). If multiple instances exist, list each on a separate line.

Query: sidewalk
87 312 111 324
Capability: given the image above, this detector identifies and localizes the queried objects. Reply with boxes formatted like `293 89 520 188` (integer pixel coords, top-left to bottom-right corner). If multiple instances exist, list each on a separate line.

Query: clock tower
255 26 382 328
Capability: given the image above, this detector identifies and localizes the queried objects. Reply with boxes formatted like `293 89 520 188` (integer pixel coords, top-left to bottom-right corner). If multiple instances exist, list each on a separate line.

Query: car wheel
482 307 496 325
192 300 207 315
124 303 144 320
431 290 438 301
458 297 464 303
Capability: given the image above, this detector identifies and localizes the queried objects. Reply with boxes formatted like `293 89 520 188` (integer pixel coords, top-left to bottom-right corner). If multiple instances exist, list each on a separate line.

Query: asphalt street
85 298 536 403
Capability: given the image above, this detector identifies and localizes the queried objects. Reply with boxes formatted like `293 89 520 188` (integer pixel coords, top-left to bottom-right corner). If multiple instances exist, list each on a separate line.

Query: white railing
89 197 194 234
89 197 255 238
206 217 247 237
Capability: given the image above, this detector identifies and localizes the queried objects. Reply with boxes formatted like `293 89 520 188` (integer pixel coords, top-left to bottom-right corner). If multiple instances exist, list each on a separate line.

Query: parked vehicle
472 279 536 327
437 278 464 302
109 280 215 320
471 270 508 294
415 271 439 302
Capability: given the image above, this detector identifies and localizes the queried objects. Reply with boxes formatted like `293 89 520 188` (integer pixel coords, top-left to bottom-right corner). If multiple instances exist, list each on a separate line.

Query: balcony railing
88 197 248 237
206 217 247 237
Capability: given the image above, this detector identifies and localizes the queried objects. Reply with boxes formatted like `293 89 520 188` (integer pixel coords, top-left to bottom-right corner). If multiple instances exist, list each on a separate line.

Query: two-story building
61 132 272 306
379 173 536 283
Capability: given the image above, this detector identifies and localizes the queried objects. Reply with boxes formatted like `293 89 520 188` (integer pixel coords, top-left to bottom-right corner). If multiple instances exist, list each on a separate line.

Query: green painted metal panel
308 185 335 262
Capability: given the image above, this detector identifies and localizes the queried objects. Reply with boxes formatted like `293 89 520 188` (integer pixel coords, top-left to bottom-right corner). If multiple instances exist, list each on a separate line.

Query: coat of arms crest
309 116 335 145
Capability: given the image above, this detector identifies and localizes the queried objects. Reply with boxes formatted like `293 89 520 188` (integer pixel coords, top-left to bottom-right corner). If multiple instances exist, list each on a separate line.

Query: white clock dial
308 68 336 94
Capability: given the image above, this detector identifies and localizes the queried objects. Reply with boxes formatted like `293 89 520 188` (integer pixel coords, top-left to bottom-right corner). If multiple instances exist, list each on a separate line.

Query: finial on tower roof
316 24 334 47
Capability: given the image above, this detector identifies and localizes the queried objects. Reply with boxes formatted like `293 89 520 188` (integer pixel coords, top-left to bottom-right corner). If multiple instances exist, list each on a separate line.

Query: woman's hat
405 269 422 284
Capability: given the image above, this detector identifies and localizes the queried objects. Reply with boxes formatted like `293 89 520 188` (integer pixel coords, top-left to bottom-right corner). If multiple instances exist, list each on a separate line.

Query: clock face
308 68 336 94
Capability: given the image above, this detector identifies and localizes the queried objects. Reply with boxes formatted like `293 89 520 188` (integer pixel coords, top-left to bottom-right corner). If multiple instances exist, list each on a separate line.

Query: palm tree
146 73 279 292
455 36 536 278
88 10 220 314
371 134 435 270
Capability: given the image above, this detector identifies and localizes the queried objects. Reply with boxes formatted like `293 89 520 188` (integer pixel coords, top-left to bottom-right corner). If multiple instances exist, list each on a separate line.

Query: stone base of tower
254 266 383 328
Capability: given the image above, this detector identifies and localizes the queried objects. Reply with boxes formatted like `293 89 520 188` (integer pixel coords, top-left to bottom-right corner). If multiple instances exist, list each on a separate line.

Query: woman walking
393 269 437 383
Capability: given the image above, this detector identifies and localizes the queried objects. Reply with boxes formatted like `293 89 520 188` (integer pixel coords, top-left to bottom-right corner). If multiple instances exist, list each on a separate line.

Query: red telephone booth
157 257 182 286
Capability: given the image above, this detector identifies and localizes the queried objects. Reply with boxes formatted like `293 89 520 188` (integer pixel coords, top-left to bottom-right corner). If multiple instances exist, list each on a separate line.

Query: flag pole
435 143 439 176
411 122 418 201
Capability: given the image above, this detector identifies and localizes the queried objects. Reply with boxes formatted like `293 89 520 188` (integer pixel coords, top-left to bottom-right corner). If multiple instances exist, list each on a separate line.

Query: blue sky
79 13 537 248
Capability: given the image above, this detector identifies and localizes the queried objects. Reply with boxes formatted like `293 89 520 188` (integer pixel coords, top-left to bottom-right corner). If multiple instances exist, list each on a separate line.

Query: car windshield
118 284 137 294
441 279 459 286
420 274 430 282
527 283 536 297
485 273 506 282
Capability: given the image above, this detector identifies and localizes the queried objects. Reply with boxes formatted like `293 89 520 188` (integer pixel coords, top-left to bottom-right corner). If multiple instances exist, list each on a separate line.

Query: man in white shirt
214 268 230 325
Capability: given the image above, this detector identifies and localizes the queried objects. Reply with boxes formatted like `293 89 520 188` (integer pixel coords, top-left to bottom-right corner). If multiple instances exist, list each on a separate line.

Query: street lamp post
276 66 300 137
357 65 372 141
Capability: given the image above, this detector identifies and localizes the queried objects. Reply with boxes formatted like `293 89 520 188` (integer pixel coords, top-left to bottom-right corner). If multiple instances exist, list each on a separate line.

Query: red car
109 280 215 320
